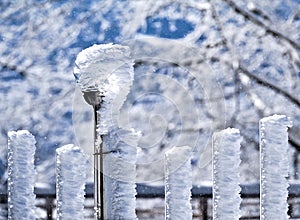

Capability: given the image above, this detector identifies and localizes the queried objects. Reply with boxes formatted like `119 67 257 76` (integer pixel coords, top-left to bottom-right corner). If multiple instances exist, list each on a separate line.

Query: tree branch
222 0 300 51
0 60 26 78
238 64 300 108
289 137 300 153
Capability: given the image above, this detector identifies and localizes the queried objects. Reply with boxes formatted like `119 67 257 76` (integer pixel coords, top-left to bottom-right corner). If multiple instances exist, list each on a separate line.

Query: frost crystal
56 144 87 220
7 130 36 220
102 128 139 219
260 115 292 220
165 146 192 220
213 128 242 220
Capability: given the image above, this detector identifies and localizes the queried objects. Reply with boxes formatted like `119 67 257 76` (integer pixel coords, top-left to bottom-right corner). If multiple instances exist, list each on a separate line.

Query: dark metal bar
199 197 208 220
93 104 104 220
3 182 300 198
45 197 53 220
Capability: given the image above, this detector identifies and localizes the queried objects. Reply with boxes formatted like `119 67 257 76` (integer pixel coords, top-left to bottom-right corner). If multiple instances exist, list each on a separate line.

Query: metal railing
1 183 300 219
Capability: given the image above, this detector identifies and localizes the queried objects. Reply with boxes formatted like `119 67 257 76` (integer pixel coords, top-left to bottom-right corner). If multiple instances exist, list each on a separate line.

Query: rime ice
56 144 87 220
74 43 135 152
74 44 134 135
102 128 139 219
260 115 292 220
7 130 36 220
74 43 138 219
213 128 242 220
165 146 192 220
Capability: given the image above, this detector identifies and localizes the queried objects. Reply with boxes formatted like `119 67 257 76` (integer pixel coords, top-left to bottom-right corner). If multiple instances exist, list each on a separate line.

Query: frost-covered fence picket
7 130 36 220
102 129 139 220
56 144 87 220
212 128 242 219
165 146 193 220
260 115 292 220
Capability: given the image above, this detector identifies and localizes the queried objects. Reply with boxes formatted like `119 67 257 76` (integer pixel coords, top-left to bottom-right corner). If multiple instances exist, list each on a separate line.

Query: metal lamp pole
83 90 104 220
74 43 134 220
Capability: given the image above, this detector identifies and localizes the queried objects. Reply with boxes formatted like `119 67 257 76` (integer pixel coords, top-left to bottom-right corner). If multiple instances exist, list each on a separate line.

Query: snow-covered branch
238 64 300 108
221 0 300 50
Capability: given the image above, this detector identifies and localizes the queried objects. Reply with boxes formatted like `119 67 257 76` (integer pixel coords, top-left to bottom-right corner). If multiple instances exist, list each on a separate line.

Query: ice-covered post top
213 128 242 220
260 115 292 220
165 146 192 220
56 144 87 220
74 43 134 133
7 130 36 220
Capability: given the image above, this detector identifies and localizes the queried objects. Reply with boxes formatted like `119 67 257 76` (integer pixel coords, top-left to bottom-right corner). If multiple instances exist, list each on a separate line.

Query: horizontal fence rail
1 183 300 219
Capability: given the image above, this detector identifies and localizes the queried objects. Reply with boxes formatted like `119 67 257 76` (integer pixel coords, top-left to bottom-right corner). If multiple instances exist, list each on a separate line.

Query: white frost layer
165 146 192 220
213 128 242 220
260 115 292 220
102 128 139 220
74 44 134 135
7 130 36 220
74 43 131 93
56 144 87 220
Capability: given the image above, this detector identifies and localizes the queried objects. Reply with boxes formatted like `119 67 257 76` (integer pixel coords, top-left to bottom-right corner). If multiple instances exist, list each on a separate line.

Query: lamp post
74 44 135 219
82 90 104 220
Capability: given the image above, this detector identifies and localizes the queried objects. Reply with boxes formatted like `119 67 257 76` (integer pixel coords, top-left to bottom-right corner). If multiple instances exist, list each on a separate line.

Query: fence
2 114 295 219
1 183 300 219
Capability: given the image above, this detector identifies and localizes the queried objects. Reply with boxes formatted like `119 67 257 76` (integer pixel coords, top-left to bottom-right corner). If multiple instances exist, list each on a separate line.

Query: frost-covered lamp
74 44 135 220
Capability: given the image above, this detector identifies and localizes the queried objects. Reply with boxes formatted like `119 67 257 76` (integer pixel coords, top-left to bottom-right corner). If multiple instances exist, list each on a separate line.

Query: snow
7 130 36 220
56 144 87 220
102 128 139 219
74 43 135 136
165 146 192 220
260 114 292 220
213 128 242 220
74 43 132 94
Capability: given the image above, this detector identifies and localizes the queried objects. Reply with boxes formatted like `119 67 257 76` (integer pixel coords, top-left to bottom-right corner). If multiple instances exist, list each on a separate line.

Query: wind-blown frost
165 146 192 220
7 130 36 220
74 44 134 135
260 115 292 220
102 128 139 219
213 128 242 220
56 144 87 220
74 44 131 94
